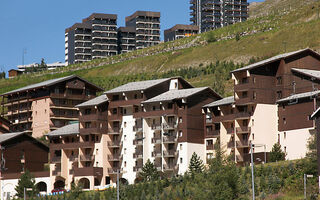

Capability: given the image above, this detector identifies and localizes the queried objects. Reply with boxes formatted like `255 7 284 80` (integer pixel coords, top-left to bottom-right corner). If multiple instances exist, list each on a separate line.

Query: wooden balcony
212 114 236 123
235 96 255 105
108 154 122 161
152 151 162 158
50 141 95 150
80 155 95 161
108 113 123 121
133 151 143 159
74 167 103 177
108 128 122 135
163 122 178 130
235 112 251 119
206 130 220 138
163 164 179 171
151 124 161 131
236 140 251 148
152 137 161 144
133 125 143 132
226 128 235 134
108 168 121 175
79 113 107 121
133 108 178 119
234 79 253 91
236 127 251 134
109 98 143 108
163 150 178 157
51 156 61 163
133 138 144 145
108 141 122 148
163 136 178 143
80 127 107 135
50 93 93 101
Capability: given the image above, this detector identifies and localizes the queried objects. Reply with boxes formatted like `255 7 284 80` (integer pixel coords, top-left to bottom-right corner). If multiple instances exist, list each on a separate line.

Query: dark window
84 109 91 115
85 122 91 128
112 95 119 101
168 103 173 109
242 91 248 98
276 76 282 85
134 94 138 99
241 77 248 84
112 108 117 115
277 91 282 99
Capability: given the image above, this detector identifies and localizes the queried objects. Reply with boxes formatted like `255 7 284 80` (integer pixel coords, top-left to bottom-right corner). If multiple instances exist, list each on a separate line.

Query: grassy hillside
2 0 320 96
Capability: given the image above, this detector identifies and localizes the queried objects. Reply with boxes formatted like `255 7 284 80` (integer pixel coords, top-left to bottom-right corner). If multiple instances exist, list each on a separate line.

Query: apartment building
203 48 320 164
105 77 220 184
65 13 118 64
164 24 199 42
125 11 161 49
47 94 109 191
190 0 249 32
0 75 103 137
117 27 136 54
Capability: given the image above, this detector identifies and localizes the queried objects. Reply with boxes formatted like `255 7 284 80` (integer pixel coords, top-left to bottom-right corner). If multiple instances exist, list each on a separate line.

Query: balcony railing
236 127 251 134
133 125 143 132
152 151 162 157
163 136 177 143
236 140 251 148
226 128 234 134
163 122 178 130
133 151 143 159
163 164 179 171
108 154 122 161
206 130 219 137
163 150 178 157
51 156 61 163
206 145 214 150
133 138 144 146
151 124 161 131
80 155 95 161
108 141 122 148
79 113 106 121
108 128 122 135
152 137 161 144
108 168 121 174
74 167 103 177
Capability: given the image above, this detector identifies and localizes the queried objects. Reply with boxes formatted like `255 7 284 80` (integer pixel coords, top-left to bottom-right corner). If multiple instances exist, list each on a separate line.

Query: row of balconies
51 154 95 163
207 111 251 123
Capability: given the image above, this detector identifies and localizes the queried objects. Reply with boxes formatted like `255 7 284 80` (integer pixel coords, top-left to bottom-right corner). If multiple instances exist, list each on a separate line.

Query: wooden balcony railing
80 155 95 161
236 127 251 134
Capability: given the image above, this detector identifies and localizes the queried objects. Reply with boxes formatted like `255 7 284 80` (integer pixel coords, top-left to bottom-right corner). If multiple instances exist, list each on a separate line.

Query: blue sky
0 0 263 72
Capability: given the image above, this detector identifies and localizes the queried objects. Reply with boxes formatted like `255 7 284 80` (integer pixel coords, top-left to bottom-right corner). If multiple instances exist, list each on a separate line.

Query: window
179 131 183 137
277 91 282 99
134 94 138 99
180 144 183 150
85 109 91 115
252 133 254 140
252 119 254 126
124 161 127 167
283 118 286 125
284 146 287 153
123 109 127 115
112 108 117 115
180 158 183 164
85 122 91 128
124 122 127 128
276 76 282 85
112 95 119 101
242 91 248 98
168 103 173 109
206 140 213 146
284 132 286 139
241 77 248 84
179 117 183 123
253 92 257 100
175 82 178 88
153 106 156 111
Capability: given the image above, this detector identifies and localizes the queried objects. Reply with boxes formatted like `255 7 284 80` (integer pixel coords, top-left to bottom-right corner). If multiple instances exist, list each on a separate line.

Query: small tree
139 159 159 182
39 58 47 70
188 152 204 174
269 143 286 162
15 170 38 198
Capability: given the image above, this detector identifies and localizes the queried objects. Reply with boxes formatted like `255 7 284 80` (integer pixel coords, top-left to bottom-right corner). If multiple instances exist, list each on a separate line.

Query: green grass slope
1 0 320 96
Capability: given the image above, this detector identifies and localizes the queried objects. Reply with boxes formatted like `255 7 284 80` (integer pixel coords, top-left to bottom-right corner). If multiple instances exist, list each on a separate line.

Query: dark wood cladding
80 127 108 135
79 113 107 121
109 98 143 108
233 53 320 106
1 134 48 174
133 108 178 118
50 141 95 150
278 101 314 131
2 171 50 180
74 167 103 177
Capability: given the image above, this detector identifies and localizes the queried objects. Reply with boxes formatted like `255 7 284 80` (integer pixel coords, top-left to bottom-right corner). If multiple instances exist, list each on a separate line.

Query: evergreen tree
188 152 205 174
139 159 159 182
15 170 38 198
269 143 286 162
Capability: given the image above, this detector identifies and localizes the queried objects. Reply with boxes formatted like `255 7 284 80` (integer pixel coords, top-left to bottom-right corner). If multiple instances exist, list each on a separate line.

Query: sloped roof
76 95 108 108
232 48 320 73
276 90 320 104
291 68 320 81
143 87 218 104
203 96 235 108
2 75 103 96
46 123 79 137
105 78 170 94
0 132 48 150
0 132 24 143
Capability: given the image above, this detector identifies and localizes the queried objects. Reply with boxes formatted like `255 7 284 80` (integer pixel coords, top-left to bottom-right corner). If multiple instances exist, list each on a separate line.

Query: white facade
279 128 313 160
1 176 51 200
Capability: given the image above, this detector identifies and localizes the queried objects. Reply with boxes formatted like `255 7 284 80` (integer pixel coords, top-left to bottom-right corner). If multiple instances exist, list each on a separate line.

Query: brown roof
118 26 136 33
164 24 199 34
65 23 92 33
125 11 160 23
82 13 117 23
